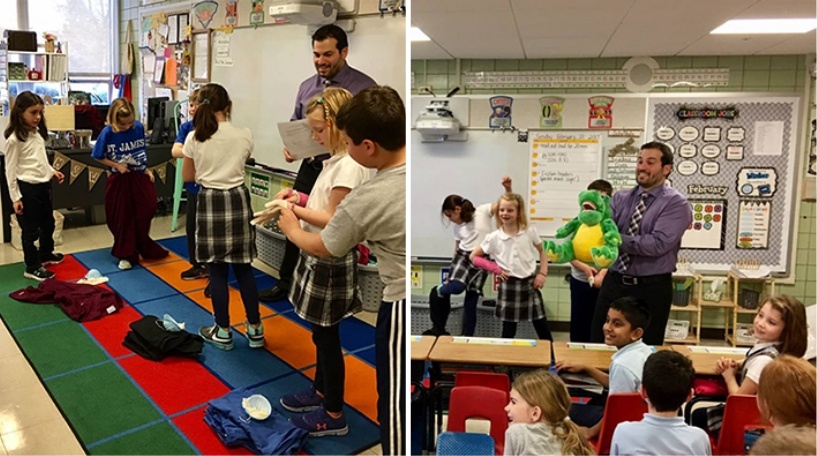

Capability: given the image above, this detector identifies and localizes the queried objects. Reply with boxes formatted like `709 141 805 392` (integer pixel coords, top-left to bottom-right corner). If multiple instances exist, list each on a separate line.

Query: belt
610 270 670 286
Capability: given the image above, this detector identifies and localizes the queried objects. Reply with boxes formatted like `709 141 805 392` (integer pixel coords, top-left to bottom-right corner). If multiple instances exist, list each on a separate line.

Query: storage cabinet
0 44 69 116
665 273 702 345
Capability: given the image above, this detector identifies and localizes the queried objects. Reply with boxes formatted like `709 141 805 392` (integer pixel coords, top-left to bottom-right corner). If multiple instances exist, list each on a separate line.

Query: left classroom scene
0 0 406 455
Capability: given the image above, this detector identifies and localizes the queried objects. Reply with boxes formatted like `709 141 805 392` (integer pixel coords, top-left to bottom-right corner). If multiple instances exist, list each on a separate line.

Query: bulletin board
138 3 193 113
647 95 801 274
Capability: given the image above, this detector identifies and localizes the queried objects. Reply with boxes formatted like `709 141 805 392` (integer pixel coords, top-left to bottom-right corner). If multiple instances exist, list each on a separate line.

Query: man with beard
589 142 691 345
259 24 376 302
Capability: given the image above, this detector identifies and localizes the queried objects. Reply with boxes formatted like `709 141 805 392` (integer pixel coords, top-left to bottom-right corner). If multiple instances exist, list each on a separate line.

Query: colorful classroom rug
0 237 379 455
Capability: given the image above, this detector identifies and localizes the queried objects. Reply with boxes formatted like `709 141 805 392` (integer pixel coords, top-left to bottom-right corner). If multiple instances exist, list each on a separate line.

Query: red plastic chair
713 394 765 455
454 370 511 395
589 393 648 455
447 385 509 455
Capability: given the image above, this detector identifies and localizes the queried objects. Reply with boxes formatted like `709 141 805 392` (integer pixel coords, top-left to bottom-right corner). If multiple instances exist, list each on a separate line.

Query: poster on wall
588 96 614 129
646 96 799 273
489 96 513 128
681 200 726 250
527 132 603 236
539 96 564 128
736 201 771 249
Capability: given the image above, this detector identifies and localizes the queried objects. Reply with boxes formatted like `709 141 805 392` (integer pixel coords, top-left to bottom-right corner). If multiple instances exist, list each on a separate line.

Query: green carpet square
0 294 68 331
14 320 110 378
0 263 37 294
89 421 196 455
46 363 163 444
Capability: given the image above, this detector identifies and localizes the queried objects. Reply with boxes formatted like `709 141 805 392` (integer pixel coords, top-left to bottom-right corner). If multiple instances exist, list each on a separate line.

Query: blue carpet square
73 249 137 276
339 318 375 353
157 237 190 259
349 346 376 367
106 269 179 304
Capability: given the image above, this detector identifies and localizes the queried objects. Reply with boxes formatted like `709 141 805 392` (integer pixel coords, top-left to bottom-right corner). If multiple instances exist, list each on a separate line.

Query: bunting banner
88 167 103 191
52 152 69 172
69 162 87 185
152 162 168 184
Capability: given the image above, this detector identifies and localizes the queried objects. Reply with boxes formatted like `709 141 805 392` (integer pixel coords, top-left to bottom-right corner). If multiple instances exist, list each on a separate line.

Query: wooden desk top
428 336 552 367
411 335 437 361
552 343 672 371
671 345 747 376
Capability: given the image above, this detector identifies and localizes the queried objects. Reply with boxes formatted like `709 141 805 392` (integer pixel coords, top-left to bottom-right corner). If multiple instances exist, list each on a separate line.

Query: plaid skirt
496 275 546 322
195 186 256 264
289 250 363 327
447 249 488 294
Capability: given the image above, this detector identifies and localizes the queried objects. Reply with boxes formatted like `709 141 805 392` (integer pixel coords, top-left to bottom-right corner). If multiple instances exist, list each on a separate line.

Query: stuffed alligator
543 190 621 269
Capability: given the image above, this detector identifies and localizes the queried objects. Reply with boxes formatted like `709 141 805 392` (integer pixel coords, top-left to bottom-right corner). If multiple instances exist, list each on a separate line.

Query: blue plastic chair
436 431 495 456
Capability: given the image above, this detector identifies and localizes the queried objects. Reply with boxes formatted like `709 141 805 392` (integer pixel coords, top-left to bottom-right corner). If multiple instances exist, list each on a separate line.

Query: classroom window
7 0 117 103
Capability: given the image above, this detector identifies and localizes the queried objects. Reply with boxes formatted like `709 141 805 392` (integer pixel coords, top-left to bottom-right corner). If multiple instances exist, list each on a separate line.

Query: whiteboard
210 15 405 170
410 129 629 259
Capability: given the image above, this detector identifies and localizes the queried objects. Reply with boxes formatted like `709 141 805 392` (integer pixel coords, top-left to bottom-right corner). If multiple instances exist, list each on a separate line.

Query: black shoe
24 267 55 281
203 281 211 299
40 253 64 265
181 265 208 280
258 284 289 302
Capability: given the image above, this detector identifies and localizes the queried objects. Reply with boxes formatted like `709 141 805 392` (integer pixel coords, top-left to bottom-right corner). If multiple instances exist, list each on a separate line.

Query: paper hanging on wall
411 266 422 288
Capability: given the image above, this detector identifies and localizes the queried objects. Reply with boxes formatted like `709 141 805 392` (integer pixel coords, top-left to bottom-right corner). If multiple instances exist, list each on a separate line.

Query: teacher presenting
590 141 692 345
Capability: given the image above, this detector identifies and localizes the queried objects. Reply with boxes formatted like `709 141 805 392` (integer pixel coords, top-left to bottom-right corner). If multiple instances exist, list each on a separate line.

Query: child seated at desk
610 350 711 455
555 296 653 440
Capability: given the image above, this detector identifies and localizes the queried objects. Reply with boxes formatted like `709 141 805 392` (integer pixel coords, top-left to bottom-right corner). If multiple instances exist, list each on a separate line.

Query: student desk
552 342 672 371
428 336 552 368
411 335 437 361
671 345 747 376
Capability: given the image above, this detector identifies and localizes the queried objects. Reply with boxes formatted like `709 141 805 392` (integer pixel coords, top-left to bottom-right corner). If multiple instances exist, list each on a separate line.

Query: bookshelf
0 43 69 116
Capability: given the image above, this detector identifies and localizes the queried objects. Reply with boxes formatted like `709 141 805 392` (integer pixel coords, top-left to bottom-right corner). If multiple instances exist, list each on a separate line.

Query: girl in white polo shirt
470 192 552 340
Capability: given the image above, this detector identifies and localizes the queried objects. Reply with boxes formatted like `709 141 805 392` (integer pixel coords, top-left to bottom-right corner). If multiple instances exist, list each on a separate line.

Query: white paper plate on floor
242 394 272 420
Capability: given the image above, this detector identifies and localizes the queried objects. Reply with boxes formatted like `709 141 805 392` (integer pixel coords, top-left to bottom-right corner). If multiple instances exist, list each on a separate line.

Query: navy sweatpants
376 299 406 455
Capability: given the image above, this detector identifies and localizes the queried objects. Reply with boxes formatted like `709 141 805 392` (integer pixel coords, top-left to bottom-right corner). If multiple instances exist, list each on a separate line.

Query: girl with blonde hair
505 369 595 455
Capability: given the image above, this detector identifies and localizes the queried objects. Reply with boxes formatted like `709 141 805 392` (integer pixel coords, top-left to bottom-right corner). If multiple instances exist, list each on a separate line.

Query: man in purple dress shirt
590 142 692 345
259 24 376 302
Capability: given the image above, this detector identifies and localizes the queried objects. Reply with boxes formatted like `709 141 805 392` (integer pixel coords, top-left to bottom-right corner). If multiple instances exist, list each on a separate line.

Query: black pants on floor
17 181 55 272
590 271 673 345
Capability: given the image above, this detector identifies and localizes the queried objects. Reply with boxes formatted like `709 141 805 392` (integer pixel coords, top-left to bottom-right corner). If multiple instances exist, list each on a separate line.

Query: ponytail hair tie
202 98 211 105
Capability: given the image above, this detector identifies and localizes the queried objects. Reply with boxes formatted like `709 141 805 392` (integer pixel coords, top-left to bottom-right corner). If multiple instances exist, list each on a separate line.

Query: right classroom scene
408 1 817 455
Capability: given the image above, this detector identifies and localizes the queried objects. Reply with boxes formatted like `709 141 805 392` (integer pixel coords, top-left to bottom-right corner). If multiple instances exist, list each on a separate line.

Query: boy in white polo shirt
556 296 654 439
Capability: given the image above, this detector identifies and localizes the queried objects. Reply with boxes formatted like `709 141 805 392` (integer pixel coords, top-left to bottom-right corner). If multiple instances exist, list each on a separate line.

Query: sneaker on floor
247 322 265 349
280 387 323 413
199 324 233 350
23 267 55 282
40 253 65 265
118 259 132 270
290 407 349 437
181 265 208 280
258 283 289 302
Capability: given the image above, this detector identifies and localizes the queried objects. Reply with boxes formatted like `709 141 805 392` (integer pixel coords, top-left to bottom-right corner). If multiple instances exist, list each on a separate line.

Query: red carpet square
119 355 231 415
83 305 143 358
47 254 89 281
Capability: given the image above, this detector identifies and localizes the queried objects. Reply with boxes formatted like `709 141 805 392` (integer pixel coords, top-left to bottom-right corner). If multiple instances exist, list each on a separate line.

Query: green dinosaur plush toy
543 190 621 269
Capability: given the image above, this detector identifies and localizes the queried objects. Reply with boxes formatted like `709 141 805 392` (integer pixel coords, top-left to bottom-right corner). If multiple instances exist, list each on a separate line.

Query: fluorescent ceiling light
411 26 430 42
711 19 816 34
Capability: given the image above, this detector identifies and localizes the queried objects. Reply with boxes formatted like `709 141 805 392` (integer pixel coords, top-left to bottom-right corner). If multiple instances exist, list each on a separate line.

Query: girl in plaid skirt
424 177 512 337
267 88 368 436
470 193 553 340
182 84 264 351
